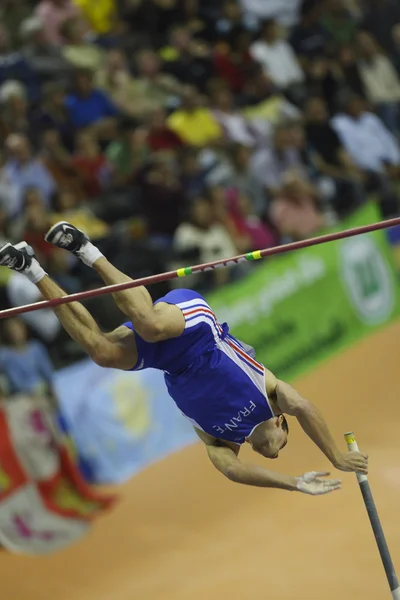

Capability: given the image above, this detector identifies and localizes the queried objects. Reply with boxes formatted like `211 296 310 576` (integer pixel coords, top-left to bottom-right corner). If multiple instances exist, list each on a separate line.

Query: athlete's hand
295 471 342 495
334 451 368 474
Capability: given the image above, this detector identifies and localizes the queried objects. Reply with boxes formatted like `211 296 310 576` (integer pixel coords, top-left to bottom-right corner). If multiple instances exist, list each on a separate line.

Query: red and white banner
0 395 116 555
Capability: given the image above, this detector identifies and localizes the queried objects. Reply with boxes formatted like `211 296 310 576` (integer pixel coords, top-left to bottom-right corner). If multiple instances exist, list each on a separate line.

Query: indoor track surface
1 321 400 600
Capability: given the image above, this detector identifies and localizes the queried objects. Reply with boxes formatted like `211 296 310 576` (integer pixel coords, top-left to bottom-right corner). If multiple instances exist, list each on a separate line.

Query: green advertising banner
207 202 400 382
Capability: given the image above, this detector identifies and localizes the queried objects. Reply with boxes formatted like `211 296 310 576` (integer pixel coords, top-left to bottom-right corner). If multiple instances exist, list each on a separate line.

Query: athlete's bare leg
91 257 185 342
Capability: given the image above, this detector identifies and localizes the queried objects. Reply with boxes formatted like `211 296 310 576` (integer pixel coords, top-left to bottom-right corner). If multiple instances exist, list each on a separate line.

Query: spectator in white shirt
331 94 400 174
250 19 305 104
331 94 400 216
356 31 400 134
209 81 259 147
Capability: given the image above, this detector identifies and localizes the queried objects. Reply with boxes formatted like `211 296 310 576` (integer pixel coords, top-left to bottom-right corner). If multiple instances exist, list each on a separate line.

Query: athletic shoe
45 221 89 255
0 241 35 272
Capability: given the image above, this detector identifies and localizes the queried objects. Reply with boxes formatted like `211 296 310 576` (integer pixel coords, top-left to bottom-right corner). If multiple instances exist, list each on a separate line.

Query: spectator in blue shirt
66 68 119 139
0 23 39 102
4 133 56 217
0 317 56 399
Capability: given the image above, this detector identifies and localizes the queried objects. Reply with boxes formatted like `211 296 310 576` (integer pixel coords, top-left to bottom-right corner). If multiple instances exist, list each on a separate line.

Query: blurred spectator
160 24 213 91
106 119 150 187
249 123 308 196
240 0 301 27
320 0 358 48
49 187 109 240
250 19 305 103
35 0 81 46
331 94 400 175
72 131 111 197
289 0 327 65
66 68 119 136
0 81 35 142
225 144 268 216
10 187 53 263
0 0 33 50
4 133 56 216
32 81 75 151
213 27 256 94
269 174 325 239
361 0 400 64
72 0 117 36
0 317 56 397
0 147 19 219
60 16 105 70
134 48 183 114
167 85 223 147
356 31 400 134
40 128 82 195
209 80 259 146
173 194 238 288
138 155 187 242
0 24 39 101
19 16 72 84
336 44 365 98
241 65 301 128
147 108 184 152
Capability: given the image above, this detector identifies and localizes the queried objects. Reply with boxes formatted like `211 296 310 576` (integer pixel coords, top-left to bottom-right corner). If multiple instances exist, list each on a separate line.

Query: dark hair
281 415 289 434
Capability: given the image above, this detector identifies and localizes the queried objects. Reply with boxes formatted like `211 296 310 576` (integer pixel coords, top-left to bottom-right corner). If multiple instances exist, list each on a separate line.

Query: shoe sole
44 221 72 244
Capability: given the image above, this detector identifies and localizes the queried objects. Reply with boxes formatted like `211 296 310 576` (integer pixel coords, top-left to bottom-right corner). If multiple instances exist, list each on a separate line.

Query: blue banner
55 360 196 484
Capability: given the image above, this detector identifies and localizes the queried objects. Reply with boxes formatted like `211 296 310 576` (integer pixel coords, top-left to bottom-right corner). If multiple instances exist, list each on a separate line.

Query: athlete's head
245 415 289 459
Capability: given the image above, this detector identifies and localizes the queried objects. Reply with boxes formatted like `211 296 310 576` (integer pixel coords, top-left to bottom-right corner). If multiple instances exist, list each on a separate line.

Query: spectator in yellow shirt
72 0 116 35
167 85 223 147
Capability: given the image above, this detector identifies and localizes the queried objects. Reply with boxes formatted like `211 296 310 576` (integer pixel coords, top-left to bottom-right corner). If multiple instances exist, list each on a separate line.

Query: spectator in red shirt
72 131 111 198
147 108 184 152
213 27 256 93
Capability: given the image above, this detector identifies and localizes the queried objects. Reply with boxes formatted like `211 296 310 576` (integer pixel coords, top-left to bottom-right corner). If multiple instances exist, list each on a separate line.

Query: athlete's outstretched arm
265 369 368 475
92 257 185 342
194 429 341 495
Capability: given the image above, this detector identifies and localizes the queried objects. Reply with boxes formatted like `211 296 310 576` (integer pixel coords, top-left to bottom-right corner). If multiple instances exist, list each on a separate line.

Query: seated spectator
249 123 308 196
306 56 343 114
250 19 305 103
0 147 19 219
336 44 366 98
0 0 33 50
225 187 279 250
361 0 400 64
167 85 223 147
96 49 159 120
225 143 268 217
289 0 327 67
173 194 237 288
320 0 358 48
66 68 119 137
135 49 183 114
40 128 82 196
32 81 75 151
160 24 213 92
147 108 183 152
72 131 111 198
209 80 259 147
331 93 400 216
0 317 56 398
35 0 82 46
269 174 325 239
73 0 117 36
356 31 400 134
210 0 256 43
4 133 56 216
138 154 187 243
240 66 302 130
10 187 52 260
0 81 35 142
239 0 300 28
60 16 105 71
106 119 150 186
331 94 400 175
180 148 212 199
19 16 72 84
0 24 39 101
305 97 362 177
49 187 109 240
213 27 257 94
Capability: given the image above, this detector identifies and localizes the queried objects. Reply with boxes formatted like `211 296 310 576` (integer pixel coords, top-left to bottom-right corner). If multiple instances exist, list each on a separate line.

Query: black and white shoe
45 221 89 255
0 241 35 272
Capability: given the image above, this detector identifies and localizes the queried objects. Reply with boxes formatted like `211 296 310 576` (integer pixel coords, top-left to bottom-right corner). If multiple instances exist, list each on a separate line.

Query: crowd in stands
1 0 400 371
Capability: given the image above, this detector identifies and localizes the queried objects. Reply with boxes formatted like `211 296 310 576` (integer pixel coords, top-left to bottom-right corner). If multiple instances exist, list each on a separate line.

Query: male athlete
0 223 368 495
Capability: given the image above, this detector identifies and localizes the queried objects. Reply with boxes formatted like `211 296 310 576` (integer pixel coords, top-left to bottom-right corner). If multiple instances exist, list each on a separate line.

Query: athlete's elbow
139 319 165 343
